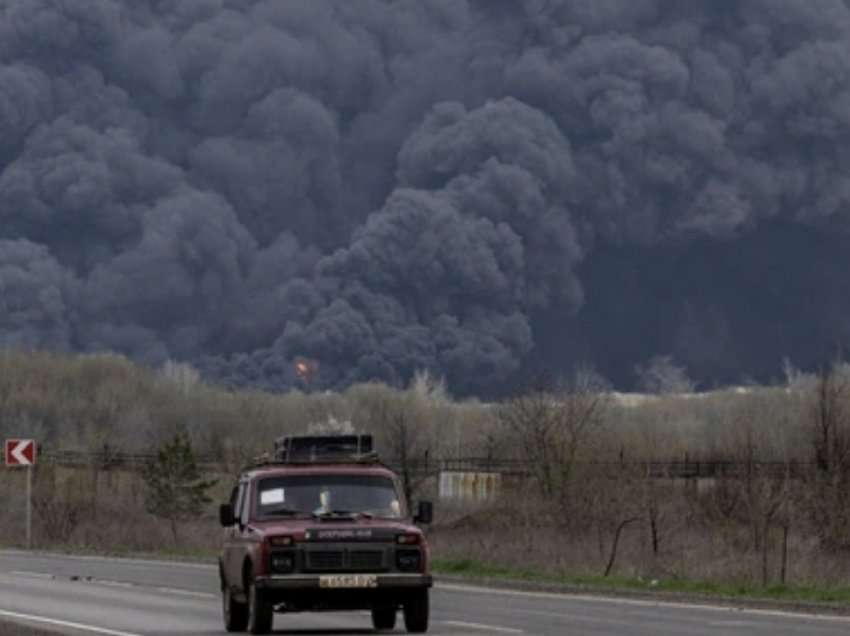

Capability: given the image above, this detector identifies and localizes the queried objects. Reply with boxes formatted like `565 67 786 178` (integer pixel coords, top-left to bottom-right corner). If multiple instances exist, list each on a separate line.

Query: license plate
319 574 378 589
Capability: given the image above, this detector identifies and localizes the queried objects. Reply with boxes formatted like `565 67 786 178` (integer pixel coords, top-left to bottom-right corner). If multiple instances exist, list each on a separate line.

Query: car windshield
255 474 403 520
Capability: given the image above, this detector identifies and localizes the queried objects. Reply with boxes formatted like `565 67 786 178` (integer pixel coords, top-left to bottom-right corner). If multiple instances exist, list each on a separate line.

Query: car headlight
396 549 421 572
271 552 295 574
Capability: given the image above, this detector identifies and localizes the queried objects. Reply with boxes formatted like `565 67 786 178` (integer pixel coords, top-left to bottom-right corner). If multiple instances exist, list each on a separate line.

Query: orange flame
294 358 317 383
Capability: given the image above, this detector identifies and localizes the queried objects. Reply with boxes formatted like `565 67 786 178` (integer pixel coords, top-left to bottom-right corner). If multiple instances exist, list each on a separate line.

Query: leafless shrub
32 492 82 545
347 383 436 502
499 368 610 508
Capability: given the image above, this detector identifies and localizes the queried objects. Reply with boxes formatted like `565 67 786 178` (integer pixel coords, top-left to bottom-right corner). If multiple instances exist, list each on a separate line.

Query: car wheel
247 580 274 635
372 607 397 631
222 584 248 632
403 589 429 633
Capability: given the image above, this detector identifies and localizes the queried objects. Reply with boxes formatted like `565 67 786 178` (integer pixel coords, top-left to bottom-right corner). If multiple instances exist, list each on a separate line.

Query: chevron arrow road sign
5 438 35 549
5 439 35 466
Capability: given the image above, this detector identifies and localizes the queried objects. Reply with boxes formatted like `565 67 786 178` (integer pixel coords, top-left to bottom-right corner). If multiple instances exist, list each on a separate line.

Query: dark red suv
218 435 434 634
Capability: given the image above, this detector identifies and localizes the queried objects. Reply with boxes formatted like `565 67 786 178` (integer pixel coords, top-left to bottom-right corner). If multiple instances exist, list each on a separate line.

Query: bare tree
721 396 794 586
32 463 83 545
806 363 850 550
811 364 850 474
500 368 610 508
350 385 433 504
604 515 641 577
388 400 421 505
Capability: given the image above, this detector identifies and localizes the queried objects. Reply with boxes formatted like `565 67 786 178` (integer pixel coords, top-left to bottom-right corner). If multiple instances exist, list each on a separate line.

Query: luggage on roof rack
274 434 377 463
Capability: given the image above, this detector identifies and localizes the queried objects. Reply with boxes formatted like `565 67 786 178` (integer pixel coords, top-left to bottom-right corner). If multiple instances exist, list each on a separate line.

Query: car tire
372 607 397 631
403 589 429 633
222 584 248 632
247 580 274 634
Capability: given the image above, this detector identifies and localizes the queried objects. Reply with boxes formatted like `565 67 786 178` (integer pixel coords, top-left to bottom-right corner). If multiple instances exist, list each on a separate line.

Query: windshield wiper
313 509 374 520
264 507 304 517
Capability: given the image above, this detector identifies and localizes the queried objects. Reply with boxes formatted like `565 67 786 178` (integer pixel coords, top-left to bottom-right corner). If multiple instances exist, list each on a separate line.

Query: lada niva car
218 434 433 633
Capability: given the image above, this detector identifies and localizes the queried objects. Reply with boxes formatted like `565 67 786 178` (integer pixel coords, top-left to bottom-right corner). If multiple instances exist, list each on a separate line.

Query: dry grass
0 621 59 636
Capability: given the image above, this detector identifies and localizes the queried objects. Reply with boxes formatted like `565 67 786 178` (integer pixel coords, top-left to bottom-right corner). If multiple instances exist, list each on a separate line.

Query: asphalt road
1 551 850 635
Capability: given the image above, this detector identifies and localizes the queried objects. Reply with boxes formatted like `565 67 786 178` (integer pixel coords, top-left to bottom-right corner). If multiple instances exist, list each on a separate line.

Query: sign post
5 439 36 549
26 460 32 549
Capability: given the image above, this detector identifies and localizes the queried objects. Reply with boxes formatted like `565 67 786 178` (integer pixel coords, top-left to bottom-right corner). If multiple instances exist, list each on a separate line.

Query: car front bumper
255 573 432 590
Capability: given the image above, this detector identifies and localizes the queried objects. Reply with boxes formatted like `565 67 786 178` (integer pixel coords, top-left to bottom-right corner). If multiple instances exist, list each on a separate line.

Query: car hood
248 517 421 542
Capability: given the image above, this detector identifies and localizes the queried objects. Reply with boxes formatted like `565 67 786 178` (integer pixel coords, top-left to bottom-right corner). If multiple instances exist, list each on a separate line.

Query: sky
1 0 849 396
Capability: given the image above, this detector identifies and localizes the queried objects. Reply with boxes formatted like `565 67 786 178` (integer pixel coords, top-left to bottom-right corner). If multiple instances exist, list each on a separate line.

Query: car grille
350 550 384 571
307 551 344 571
304 549 386 573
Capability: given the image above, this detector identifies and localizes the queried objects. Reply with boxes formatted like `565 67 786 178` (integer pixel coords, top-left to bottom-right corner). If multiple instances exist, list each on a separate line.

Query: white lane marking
438 583 850 623
0 609 142 636
443 620 524 633
95 580 135 589
5 569 216 601
512 608 632 625
155 586 217 599
0 550 216 570
10 571 54 580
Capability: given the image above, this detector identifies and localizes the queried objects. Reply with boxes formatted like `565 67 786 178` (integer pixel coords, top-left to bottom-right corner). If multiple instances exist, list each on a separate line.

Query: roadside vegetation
432 559 850 606
0 622 59 636
2 350 850 604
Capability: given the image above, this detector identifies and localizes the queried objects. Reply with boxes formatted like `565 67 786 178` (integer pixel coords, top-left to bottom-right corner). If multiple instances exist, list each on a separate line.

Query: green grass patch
431 558 850 604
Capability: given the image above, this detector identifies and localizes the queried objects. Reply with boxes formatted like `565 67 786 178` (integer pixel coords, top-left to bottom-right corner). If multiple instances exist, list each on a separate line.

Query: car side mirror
414 500 433 525
219 503 236 527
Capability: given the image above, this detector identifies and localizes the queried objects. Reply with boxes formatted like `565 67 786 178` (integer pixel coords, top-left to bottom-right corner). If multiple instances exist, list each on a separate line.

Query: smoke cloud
2 0 850 394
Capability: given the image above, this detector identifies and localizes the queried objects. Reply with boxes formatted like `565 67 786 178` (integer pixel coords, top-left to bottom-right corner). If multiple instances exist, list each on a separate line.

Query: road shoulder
5 548 849 620
436 573 850 617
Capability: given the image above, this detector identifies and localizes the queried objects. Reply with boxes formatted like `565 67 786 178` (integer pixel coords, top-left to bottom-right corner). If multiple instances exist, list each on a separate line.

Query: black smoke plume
2 0 850 395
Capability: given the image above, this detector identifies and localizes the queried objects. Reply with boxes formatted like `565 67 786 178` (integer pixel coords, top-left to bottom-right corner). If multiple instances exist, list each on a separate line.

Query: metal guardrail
36 450 819 480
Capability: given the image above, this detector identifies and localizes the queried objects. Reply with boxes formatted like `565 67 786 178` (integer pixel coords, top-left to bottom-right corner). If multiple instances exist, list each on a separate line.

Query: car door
223 480 246 590
237 476 254 574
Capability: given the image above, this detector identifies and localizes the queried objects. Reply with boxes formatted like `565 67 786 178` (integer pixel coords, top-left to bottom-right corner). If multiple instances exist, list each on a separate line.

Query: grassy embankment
432 558 850 605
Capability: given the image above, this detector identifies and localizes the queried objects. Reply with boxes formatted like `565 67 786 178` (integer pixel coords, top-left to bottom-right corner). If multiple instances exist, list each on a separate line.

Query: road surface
0 551 849 635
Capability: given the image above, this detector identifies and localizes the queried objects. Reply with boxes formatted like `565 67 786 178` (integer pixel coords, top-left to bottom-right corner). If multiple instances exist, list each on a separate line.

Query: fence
36 450 819 481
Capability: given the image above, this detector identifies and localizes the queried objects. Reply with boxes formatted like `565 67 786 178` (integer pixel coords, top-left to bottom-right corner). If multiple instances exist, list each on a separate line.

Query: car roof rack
273 434 379 465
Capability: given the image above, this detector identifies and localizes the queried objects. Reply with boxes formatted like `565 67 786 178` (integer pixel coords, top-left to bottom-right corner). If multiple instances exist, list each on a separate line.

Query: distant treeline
3 350 850 590
0 350 821 462
0 350 491 462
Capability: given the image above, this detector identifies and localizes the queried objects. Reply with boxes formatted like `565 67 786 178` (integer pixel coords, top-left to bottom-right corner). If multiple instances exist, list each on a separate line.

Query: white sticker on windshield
260 488 285 505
